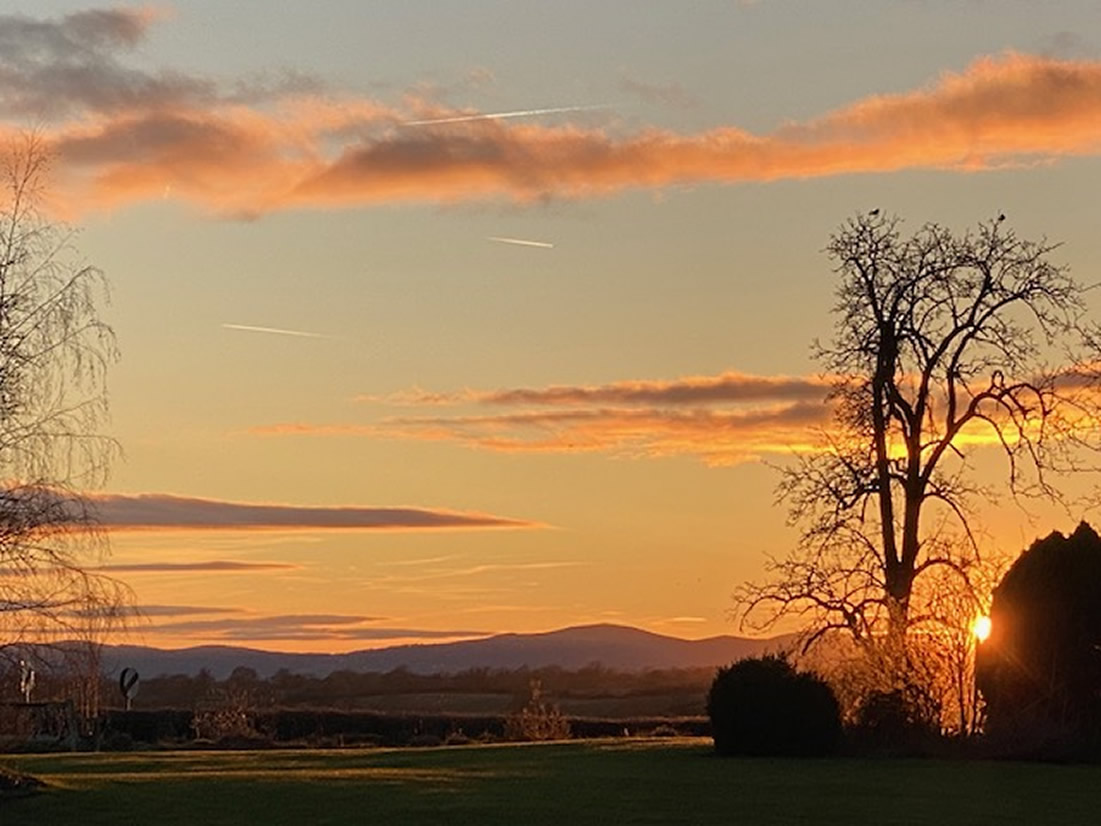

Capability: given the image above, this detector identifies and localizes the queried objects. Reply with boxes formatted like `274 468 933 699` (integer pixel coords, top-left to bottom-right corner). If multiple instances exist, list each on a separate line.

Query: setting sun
972 615 992 642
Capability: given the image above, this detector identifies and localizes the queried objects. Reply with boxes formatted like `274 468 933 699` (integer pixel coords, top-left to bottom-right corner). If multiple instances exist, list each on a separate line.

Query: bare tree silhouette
0 134 127 699
738 212 1101 665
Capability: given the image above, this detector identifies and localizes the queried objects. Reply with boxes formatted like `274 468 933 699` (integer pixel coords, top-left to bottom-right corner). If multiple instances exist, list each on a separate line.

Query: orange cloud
272 49 1101 209
257 366 1098 465
370 371 832 465
4 10 1101 215
254 370 834 466
376 405 827 466
364 371 830 407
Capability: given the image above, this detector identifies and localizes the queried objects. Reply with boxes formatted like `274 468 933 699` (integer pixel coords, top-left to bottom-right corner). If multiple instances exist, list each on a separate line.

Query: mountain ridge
98 623 792 680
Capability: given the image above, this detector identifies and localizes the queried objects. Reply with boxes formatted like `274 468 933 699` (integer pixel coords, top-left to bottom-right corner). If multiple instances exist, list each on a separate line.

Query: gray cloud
367 371 830 407
496 372 824 407
329 627 490 641
131 604 245 617
384 402 826 440
149 613 381 634
142 611 488 642
0 8 326 121
95 560 298 573
87 492 535 531
1037 31 1095 60
0 8 211 119
65 603 245 618
618 76 698 109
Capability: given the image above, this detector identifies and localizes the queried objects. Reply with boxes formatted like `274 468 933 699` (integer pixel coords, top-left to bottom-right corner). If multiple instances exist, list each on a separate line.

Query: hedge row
100 708 708 747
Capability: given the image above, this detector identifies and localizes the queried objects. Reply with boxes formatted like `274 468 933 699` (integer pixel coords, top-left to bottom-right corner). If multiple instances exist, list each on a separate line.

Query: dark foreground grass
4 739 1101 825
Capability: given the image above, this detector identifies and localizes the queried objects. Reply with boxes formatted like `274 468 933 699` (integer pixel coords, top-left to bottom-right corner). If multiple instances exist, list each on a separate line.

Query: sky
4 1 1101 652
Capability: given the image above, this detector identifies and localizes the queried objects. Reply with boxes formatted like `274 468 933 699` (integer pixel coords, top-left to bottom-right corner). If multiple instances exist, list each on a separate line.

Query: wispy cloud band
138 611 488 642
95 560 298 573
86 492 536 531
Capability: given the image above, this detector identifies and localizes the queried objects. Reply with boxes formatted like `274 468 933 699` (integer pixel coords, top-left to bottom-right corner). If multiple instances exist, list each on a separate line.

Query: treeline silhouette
84 665 714 749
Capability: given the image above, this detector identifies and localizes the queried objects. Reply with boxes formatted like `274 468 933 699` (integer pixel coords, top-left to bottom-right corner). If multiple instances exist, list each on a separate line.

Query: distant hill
99 624 792 680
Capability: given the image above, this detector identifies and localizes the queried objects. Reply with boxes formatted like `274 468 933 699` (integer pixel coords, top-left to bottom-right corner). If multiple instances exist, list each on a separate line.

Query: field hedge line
97 709 708 748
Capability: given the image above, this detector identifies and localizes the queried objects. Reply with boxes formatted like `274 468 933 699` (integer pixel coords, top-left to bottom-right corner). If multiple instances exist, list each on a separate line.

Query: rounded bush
707 655 841 757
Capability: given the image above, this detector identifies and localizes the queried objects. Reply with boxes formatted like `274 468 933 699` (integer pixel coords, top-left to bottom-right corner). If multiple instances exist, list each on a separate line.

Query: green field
5 739 1101 825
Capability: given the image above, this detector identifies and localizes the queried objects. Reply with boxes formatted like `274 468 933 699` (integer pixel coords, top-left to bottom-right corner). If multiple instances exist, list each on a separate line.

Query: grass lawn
4 738 1101 825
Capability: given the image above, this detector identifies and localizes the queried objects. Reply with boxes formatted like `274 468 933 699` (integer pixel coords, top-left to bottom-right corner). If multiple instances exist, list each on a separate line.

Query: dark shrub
849 688 939 755
707 655 840 757
99 730 135 752
103 709 193 744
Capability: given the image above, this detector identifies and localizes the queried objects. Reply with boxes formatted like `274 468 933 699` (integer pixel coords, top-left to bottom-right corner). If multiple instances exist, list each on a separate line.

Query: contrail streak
403 104 609 126
222 323 329 339
487 236 555 249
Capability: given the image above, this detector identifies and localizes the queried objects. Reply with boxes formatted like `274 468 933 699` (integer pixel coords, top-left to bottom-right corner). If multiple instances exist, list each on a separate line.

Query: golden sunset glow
0 3 1097 655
